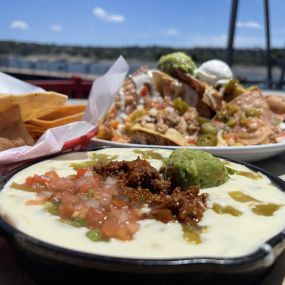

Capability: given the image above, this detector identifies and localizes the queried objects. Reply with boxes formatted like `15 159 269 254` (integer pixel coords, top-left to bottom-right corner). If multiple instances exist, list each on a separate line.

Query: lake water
0 57 284 89
0 57 153 75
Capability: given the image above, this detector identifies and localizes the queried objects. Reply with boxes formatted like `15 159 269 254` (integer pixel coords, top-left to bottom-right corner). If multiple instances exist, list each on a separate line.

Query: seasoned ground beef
93 158 208 225
93 157 170 193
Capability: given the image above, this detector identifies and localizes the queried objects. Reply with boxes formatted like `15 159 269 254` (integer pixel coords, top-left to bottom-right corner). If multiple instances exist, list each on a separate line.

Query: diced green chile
44 202 59 215
133 149 163 160
173 97 189 115
198 116 210 125
73 217 87 227
200 122 218 134
86 229 105 242
197 133 218 146
70 153 118 170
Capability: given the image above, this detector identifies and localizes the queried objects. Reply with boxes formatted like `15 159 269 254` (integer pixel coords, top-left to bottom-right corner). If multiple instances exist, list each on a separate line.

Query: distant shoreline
0 40 284 67
0 41 284 88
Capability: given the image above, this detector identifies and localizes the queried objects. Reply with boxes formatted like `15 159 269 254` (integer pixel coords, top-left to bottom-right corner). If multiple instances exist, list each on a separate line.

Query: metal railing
226 0 285 89
27 76 93 99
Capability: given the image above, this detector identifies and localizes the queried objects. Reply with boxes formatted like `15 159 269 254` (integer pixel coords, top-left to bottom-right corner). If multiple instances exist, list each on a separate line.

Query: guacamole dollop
157 52 196 76
165 149 229 189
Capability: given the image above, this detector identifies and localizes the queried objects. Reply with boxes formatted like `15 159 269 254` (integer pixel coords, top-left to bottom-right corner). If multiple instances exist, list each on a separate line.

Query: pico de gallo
11 157 208 242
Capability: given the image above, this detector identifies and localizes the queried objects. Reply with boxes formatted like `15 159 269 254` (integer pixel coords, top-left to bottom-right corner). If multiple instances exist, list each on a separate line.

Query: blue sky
0 0 284 48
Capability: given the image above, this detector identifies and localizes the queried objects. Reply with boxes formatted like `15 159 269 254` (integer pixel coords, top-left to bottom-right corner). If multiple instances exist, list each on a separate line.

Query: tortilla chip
25 104 85 140
24 124 45 140
265 95 285 119
27 104 85 129
0 91 67 122
216 90 280 145
0 105 34 151
96 122 113 140
131 123 189 146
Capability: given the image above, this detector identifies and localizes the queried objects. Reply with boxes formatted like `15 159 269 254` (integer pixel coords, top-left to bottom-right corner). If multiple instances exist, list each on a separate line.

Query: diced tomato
86 208 105 228
75 177 89 192
188 138 197 145
26 175 48 186
76 167 90 178
140 84 150 97
101 219 140 241
74 204 89 218
111 120 119 129
59 204 75 218
125 222 140 235
111 133 128 142
59 192 79 205
223 132 236 142
100 220 127 240
12 168 142 241
80 183 91 194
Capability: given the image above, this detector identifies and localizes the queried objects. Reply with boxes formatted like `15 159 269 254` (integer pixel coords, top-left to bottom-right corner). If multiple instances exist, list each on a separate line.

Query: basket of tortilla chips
0 57 129 170
0 90 91 151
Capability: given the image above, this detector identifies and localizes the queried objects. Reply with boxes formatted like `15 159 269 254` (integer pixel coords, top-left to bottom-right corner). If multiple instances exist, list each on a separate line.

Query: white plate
91 91 285 162
91 137 285 162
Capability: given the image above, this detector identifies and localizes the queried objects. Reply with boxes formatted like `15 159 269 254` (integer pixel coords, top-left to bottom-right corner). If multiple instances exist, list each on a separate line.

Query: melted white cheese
0 148 285 259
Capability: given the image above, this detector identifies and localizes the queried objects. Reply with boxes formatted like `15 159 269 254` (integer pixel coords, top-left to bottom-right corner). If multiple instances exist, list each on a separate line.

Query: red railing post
71 74 83 98
26 76 93 99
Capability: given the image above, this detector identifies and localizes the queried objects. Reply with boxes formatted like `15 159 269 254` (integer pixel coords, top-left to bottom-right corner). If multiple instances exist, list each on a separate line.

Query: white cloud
10 20 29 31
94 7 107 19
166 28 178 36
108 15 125 22
93 7 125 23
237 21 262 29
49 24 62 32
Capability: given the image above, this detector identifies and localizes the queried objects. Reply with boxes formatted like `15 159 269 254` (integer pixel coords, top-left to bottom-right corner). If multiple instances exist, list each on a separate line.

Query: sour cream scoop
196 59 233 86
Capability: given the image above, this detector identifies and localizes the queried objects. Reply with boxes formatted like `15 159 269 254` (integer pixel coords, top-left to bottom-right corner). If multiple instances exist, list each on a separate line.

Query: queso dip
0 148 285 259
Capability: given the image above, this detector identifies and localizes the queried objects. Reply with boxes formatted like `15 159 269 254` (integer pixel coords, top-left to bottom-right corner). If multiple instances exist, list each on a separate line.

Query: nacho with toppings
215 90 282 146
129 97 199 146
96 53 285 146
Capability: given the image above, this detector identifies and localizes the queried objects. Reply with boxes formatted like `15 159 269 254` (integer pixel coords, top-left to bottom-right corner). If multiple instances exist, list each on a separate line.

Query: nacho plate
92 90 285 162
92 133 285 162
93 64 285 163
